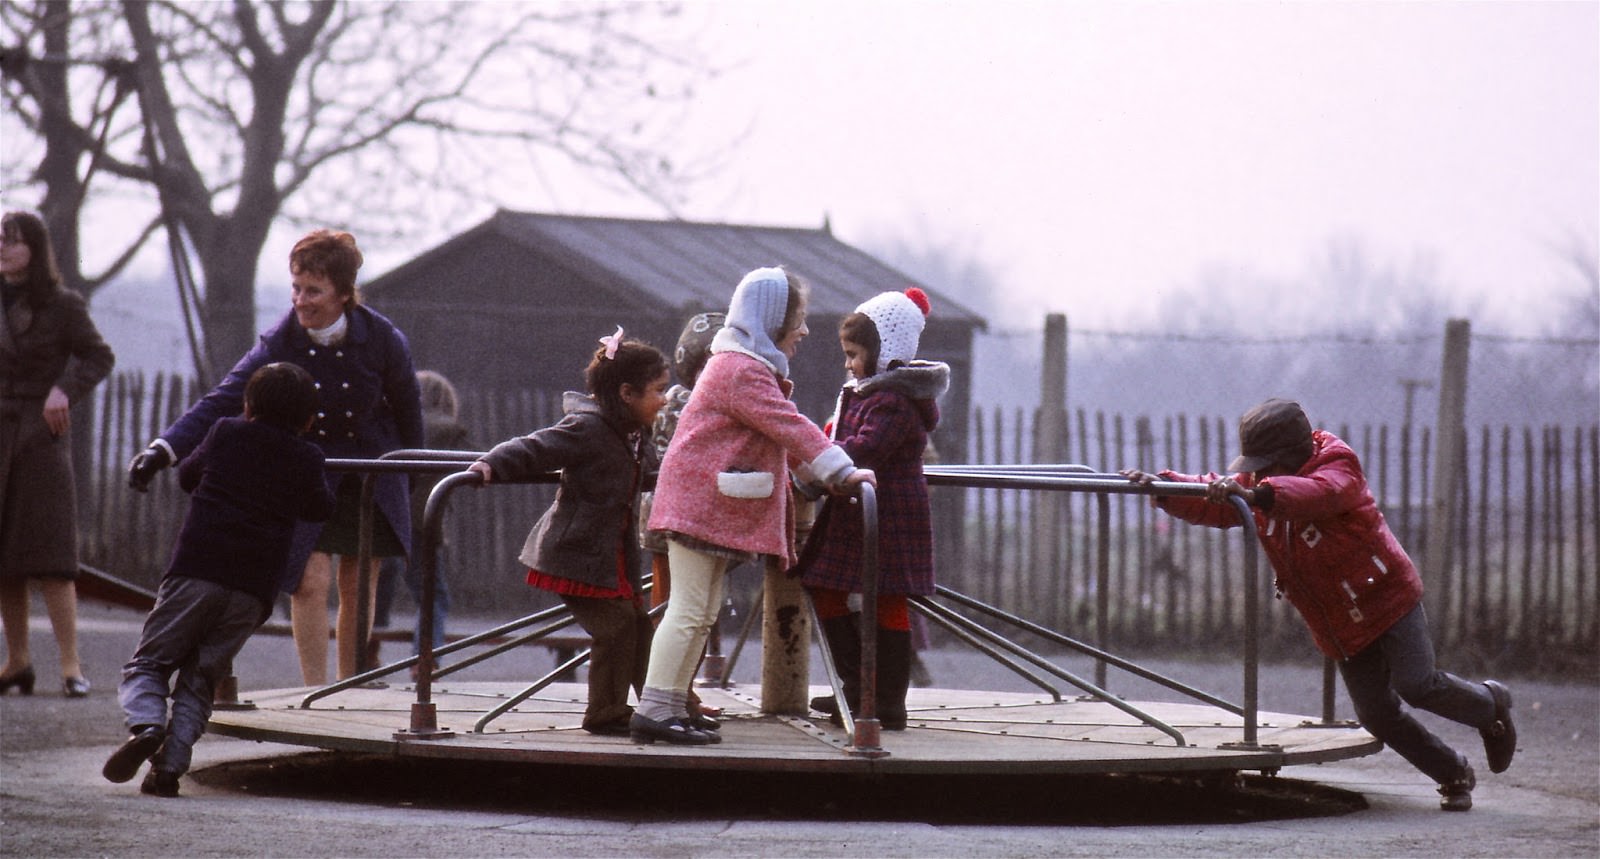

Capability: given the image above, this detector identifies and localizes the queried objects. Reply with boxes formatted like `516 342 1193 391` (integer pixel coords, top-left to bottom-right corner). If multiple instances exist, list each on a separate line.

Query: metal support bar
930 587 1240 714
913 597 1185 746
847 483 885 757
471 607 665 734
718 581 763 689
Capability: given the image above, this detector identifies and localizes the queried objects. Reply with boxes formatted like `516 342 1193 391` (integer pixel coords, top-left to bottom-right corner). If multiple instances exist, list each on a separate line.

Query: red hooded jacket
1153 430 1423 660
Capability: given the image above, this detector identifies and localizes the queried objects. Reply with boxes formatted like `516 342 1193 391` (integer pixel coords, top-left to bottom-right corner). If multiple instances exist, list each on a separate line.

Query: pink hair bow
599 325 625 360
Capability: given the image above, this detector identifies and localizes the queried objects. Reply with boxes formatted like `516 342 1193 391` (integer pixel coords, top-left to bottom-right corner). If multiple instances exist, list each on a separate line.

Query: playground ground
1 600 1596 858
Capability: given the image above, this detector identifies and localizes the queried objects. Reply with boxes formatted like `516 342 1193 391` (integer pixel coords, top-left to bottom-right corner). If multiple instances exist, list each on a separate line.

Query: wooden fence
79 375 1597 670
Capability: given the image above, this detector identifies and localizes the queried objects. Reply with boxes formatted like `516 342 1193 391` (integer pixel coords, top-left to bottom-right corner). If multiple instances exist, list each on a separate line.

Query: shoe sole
629 730 712 745
103 732 164 783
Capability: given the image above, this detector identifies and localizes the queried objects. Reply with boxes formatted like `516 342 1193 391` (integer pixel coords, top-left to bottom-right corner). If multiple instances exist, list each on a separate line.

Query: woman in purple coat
795 288 948 730
129 230 421 686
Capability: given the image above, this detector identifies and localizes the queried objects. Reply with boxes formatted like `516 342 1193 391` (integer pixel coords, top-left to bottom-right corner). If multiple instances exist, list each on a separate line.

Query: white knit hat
855 287 931 374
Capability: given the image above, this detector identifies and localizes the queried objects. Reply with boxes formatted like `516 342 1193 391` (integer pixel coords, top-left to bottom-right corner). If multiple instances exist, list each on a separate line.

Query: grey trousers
1338 603 1496 783
118 577 263 776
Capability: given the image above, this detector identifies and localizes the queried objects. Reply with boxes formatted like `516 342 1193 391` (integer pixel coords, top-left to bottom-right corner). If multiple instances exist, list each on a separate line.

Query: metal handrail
314 456 1274 749
919 467 1268 748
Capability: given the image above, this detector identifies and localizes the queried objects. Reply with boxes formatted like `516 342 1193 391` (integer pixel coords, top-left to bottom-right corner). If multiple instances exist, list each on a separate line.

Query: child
1121 398 1517 811
103 362 334 797
638 311 727 718
374 369 471 667
638 266 876 746
794 288 949 730
468 330 668 737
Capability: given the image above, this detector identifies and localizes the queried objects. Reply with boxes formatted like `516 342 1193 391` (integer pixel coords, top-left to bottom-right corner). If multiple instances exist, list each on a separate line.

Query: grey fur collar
852 360 951 400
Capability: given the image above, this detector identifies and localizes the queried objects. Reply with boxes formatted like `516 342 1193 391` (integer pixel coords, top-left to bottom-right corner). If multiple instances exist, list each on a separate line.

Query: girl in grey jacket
469 331 669 736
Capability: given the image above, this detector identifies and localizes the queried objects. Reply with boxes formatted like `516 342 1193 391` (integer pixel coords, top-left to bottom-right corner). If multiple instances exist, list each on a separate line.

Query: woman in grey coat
0 211 116 698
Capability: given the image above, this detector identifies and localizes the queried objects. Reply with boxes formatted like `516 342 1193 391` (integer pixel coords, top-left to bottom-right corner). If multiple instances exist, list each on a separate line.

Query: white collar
306 311 348 346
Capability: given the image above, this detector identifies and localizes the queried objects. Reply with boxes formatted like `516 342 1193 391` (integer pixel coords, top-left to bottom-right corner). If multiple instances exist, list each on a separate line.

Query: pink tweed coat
647 351 851 566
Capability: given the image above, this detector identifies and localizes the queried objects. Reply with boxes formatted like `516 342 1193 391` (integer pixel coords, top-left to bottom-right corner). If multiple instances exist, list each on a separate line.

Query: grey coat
478 393 657 590
0 287 115 578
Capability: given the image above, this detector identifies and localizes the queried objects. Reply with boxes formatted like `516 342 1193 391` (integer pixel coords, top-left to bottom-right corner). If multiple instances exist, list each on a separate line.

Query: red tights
808 587 910 631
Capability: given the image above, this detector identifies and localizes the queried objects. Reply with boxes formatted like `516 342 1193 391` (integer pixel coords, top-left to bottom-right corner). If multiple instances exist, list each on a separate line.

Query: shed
364 209 987 460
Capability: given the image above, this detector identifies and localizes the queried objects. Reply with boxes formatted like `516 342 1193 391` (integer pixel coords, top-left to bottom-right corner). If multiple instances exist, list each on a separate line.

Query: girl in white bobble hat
793 287 950 730
639 266 877 745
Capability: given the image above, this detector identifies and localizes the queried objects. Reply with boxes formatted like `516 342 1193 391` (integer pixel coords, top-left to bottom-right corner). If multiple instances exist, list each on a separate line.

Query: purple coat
158 306 422 593
795 361 949 595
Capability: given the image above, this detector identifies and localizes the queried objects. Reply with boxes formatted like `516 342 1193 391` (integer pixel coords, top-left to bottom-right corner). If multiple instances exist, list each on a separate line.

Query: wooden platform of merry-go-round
207 678 1380 777
209 462 1380 781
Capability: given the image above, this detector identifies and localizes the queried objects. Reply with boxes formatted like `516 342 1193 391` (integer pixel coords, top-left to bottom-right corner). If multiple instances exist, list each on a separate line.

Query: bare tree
1 0 710 381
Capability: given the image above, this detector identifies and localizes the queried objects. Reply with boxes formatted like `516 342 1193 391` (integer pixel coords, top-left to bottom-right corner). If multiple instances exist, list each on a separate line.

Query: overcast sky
82 0 1599 371
549 0 1597 333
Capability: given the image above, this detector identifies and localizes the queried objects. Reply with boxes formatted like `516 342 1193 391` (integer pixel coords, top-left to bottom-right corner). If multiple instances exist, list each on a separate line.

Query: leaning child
104 362 335 797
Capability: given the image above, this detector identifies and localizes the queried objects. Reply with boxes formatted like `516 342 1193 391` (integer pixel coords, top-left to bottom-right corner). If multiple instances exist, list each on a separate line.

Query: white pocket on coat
717 470 774 499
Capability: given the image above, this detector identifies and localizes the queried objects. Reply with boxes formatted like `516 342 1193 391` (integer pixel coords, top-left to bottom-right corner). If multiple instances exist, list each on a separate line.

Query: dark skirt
313 476 406 558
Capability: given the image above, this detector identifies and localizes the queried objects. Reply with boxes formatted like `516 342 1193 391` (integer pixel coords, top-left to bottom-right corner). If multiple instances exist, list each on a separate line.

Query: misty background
7 1 1597 461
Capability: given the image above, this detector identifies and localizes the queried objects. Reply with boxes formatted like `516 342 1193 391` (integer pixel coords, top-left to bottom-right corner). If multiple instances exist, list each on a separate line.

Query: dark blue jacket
168 417 336 613
159 306 422 590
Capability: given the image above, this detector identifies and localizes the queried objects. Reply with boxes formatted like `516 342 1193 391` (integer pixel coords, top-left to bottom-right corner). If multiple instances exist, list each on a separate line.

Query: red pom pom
903 287 931 316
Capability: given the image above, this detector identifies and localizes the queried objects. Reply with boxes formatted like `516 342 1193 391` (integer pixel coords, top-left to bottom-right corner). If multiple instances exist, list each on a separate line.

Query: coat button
308 348 317 356
342 382 350 389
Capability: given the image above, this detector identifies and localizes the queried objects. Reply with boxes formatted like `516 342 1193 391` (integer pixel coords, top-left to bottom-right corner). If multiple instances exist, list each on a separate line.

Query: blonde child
469 331 669 736
637 267 876 745
794 288 949 730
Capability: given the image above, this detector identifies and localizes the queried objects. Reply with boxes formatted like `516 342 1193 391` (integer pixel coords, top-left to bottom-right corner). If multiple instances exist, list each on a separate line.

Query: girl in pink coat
635 266 875 745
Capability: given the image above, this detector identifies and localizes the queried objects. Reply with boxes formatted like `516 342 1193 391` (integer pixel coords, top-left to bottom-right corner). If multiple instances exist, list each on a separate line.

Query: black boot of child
810 612 861 720
876 628 913 731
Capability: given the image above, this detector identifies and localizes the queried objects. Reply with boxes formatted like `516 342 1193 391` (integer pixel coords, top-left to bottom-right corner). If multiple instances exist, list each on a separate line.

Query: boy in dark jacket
103 362 335 796
1122 398 1516 811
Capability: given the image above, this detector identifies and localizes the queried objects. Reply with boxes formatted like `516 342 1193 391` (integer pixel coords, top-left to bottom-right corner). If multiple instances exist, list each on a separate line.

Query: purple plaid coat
795 361 950 595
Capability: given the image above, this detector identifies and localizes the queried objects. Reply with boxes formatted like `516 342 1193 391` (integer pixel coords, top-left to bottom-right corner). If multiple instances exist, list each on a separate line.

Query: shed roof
367 209 986 327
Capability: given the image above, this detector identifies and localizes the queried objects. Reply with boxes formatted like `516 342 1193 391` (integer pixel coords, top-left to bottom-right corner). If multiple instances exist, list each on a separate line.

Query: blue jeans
1337 603 1495 783
377 552 449 656
117 577 263 776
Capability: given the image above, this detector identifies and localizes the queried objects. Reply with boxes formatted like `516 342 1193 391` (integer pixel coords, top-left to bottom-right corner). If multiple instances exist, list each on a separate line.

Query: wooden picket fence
78 375 1597 671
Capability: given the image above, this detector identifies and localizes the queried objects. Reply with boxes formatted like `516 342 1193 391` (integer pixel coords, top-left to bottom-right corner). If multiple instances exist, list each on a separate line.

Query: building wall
368 237 976 463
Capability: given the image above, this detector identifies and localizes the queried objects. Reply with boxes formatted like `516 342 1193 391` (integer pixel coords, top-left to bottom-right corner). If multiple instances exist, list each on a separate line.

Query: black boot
810 613 861 719
876 628 913 731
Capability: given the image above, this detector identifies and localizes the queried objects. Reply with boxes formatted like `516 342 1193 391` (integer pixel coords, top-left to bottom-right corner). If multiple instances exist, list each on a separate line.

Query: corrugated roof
381 209 986 326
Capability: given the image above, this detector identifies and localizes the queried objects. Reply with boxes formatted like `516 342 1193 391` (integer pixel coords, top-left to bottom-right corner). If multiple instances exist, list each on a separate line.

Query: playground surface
2 602 1596 858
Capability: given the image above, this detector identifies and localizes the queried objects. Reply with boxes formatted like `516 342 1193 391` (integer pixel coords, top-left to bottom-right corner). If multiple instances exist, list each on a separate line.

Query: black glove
127 445 172 492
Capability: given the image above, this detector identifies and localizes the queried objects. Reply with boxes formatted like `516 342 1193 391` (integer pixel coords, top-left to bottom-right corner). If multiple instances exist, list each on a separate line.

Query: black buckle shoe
629 713 713 746
1481 680 1516 774
103 726 166 784
1438 765 1476 812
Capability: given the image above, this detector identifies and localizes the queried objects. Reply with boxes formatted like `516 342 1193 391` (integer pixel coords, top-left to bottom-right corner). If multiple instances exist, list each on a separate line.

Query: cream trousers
642 541 729 693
